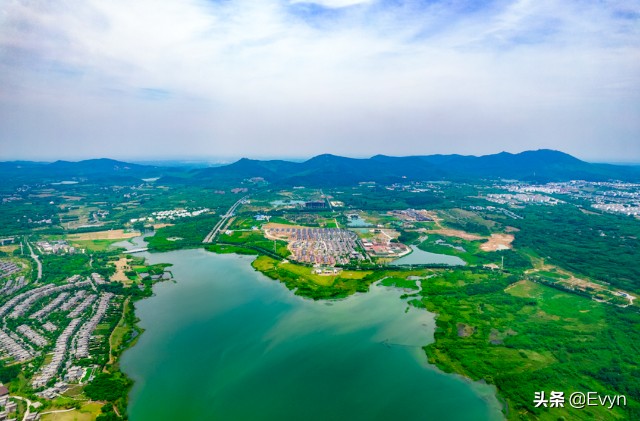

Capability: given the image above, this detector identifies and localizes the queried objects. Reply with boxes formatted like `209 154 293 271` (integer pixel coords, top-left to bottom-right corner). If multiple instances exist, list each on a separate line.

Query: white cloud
289 0 372 8
0 0 639 161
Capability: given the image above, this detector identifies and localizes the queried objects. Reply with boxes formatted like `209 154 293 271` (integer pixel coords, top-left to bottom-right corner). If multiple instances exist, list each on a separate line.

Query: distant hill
0 158 168 189
2 150 639 188
190 149 640 186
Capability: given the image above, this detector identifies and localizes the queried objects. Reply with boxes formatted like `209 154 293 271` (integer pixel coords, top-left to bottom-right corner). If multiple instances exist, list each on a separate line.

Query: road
12 395 34 421
26 242 42 281
203 196 248 243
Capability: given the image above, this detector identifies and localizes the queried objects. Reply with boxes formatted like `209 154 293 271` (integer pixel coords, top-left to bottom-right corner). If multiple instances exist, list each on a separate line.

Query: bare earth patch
68 229 140 241
264 222 305 230
153 223 174 229
111 257 131 284
0 245 18 253
457 323 475 337
480 233 515 251
427 228 484 241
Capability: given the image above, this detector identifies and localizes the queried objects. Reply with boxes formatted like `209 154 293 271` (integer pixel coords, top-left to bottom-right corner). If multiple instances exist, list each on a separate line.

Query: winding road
12 395 35 421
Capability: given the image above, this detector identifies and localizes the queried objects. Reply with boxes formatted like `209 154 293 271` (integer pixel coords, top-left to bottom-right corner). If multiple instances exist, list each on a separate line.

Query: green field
379 277 419 290
252 256 377 299
41 402 102 421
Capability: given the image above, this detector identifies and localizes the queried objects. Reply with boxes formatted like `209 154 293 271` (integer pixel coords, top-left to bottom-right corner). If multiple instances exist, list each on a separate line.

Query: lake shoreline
118 242 504 420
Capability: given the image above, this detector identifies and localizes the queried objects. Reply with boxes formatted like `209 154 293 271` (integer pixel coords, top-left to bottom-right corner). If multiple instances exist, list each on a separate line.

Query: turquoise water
121 249 501 420
391 245 466 266
347 216 372 227
270 200 306 207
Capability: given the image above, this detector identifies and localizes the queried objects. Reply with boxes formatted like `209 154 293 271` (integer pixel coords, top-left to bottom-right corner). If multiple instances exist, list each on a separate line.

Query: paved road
12 395 34 421
26 242 42 281
203 196 248 243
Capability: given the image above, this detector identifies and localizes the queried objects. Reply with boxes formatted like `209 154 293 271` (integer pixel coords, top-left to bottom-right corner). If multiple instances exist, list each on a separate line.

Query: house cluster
29 292 69 320
389 209 433 222
0 273 113 396
0 261 20 279
151 208 210 220
64 365 84 383
90 273 107 285
8 280 89 319
0 330 31 362
60 290 89 312
68 295 97 318
16 325 47 348
266 227 363 266
35 240 76 254
0 385 20 421
130 208 210 224
75 293 112 358
31 318 82 389
0 277 25 296
42 321 57 332
592 202 640 216
37 382 70 400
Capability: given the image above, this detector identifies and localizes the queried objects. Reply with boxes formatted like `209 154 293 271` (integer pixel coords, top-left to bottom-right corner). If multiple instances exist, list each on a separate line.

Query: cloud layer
1 0 639 161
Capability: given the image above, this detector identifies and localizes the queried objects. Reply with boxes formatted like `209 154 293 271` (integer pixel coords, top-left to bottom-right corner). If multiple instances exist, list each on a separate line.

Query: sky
0 0 639 162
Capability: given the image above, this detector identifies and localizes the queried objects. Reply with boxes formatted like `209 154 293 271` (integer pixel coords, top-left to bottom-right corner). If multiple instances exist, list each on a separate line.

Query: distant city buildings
487 180 640 217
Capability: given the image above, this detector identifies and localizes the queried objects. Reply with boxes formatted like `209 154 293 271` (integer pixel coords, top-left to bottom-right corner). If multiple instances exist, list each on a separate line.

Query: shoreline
118 242 505 420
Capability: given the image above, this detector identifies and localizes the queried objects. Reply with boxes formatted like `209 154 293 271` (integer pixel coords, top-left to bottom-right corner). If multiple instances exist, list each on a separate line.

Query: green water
121 249 503 420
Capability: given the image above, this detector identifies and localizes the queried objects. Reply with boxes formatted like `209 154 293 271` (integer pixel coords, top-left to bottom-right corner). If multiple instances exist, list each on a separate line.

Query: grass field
109 298 132 364
380 277 419 290
41 402 102 421
256 257 371 286
67 239 122 252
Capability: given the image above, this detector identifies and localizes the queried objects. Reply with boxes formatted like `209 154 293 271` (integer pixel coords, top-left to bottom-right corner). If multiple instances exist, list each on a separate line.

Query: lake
391 245 466 266
120 248 501 420
346 216 373 227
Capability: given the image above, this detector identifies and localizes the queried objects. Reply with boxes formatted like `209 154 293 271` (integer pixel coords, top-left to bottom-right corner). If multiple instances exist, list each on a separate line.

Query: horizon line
2 149 640 166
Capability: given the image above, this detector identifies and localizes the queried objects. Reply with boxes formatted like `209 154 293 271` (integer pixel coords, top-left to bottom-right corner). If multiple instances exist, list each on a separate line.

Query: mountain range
1 150 639 187
189 150 640 186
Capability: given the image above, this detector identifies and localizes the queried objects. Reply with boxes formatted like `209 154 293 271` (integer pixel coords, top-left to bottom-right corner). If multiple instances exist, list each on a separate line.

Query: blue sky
0 0 639 162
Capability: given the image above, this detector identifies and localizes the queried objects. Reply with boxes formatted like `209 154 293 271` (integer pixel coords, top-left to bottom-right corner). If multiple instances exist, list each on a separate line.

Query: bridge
123 248 148 254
